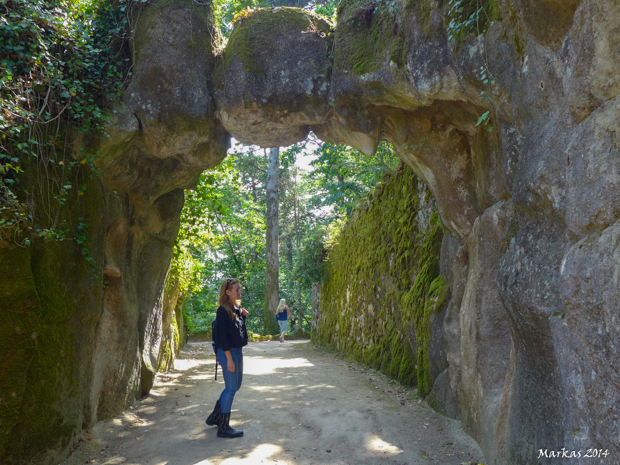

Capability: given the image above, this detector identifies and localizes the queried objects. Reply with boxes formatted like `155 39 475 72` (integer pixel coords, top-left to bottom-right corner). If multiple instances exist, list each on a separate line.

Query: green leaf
476 111 490 127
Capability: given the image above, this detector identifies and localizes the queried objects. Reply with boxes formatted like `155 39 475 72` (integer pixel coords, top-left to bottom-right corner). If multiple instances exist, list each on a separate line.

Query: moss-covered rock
214 8 333 147
0 245 39 459
0 165 107 464
157 267 183 373
313 165 446 393
333 0 396 76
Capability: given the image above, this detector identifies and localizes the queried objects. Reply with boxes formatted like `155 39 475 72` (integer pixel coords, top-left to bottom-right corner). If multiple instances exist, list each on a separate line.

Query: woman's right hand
225 351 235 373
227 360 235 373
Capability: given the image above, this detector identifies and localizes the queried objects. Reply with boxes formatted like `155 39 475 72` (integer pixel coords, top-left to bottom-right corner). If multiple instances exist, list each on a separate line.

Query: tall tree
264 147 280 332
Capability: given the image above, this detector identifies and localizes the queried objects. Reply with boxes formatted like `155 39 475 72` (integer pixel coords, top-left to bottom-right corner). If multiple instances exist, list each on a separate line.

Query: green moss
427 390 439 410
0 245 40 458
500 217 519 255
389 33 405 68
9 323 80 452
157 269 181 372
312 166 445 395
411 0 436 39
157 313 179 372
1 166 105 463
334 1 395 75
133 0 221 69
174 294 187 352
222 8 332 78
400 220 447 396
513 30 524 59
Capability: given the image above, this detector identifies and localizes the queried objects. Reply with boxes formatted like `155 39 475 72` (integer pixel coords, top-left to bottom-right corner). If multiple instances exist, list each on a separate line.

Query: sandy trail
61 340 484 465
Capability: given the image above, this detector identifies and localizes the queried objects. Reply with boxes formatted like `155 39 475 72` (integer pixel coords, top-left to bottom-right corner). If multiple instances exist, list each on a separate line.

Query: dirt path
61 340 484 465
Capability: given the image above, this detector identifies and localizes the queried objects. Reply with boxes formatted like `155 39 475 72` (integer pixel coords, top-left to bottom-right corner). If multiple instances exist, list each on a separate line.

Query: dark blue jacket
215 305 248 351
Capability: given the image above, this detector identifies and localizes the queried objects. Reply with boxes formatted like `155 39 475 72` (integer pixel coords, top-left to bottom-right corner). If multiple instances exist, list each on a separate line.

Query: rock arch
3 1 620 464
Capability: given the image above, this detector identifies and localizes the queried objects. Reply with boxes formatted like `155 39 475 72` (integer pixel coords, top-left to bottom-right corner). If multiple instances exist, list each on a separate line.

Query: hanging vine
0 0 149 248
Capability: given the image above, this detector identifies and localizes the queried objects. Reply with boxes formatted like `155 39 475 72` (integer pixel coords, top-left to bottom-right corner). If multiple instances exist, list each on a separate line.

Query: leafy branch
0 0 146 267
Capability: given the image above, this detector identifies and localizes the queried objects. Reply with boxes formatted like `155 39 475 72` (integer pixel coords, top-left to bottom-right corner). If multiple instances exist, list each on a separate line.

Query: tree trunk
265 147 280 333
294 178 303 330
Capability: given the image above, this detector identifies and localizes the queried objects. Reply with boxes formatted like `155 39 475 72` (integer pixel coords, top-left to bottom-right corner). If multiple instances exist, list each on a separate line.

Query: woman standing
205 278 248 438
275 298 293 343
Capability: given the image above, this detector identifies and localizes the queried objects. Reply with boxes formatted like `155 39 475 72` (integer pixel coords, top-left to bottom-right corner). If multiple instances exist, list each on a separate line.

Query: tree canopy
177 138 399 336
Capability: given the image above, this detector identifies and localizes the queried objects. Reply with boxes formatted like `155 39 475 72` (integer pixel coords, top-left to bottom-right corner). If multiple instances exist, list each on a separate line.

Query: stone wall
313 166 460 416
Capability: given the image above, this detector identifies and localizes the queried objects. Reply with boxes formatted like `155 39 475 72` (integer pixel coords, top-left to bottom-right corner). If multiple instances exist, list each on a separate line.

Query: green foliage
312 0 340 21
476 64 496 131
306 141 399 219
175 147 269 335
211 0 337 38
75 216 99 281
1 0 140 265
173 158 238 295
184 304 216 335
292 224 328 288
445 0 500 132
446 0 500 42
177 139 397 337
212 0 268 38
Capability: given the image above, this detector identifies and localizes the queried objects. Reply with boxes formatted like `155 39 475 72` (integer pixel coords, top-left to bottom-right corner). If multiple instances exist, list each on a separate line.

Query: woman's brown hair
219 278 240 321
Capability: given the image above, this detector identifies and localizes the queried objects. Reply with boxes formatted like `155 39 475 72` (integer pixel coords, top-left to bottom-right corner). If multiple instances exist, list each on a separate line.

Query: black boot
205 400 221 426
217 412 243 438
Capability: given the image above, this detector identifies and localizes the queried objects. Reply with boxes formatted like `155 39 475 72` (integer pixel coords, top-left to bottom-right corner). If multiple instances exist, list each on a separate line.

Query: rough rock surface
214 8 333 147
1 2 225 464
3 0 620 464
303 0 620 463
457 201 513 460
86 0 227 432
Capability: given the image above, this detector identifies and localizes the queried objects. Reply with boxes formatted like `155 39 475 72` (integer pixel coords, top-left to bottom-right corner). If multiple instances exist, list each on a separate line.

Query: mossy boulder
214 8 333 147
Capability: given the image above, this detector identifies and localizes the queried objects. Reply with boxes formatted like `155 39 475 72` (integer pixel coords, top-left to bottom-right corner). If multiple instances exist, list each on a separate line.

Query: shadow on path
61 340 484 465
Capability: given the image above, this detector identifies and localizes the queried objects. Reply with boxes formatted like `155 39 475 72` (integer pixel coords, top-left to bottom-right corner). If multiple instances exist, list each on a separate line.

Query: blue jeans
217 347 243 414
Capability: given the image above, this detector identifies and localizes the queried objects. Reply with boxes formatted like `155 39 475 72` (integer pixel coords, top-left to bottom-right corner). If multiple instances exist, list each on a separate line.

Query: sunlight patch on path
192 443 283 465
174 358 212 371
244 356 314 375
364 434 403 456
